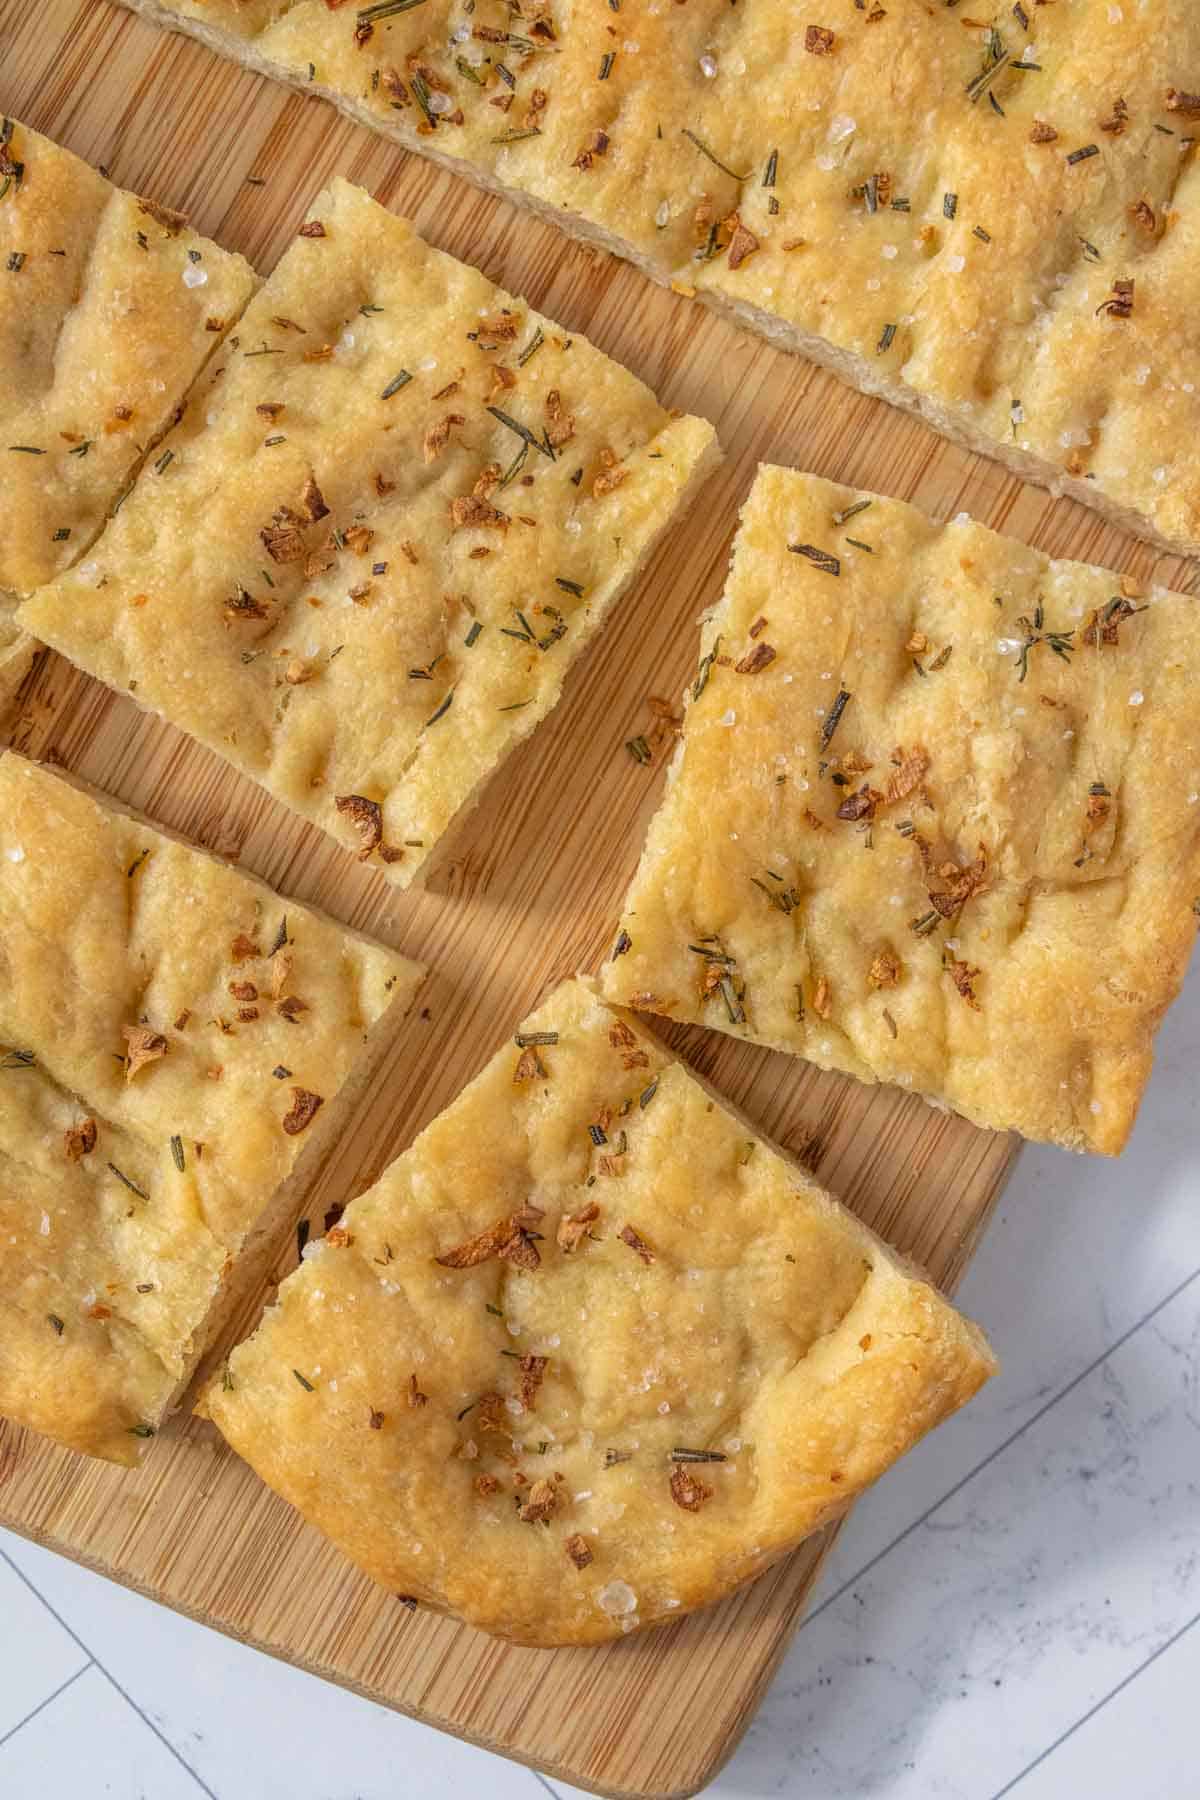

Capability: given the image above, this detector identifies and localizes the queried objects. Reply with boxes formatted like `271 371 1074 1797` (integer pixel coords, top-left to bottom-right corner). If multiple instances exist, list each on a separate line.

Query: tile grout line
0 1660 93 1752
799 1260 1200 1635
0 1547 220 1800
987 1606 1200 1800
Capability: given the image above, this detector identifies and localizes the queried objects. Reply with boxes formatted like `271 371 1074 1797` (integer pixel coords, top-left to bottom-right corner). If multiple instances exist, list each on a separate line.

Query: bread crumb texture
204 977 994 1646
0 755 422 1464
603 467 1200 1156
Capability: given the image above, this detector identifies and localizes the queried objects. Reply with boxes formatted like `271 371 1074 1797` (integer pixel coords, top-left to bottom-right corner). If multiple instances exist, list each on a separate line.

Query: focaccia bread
116 0 1200 553
0 754 424 1464
200 977 994 1647
603 467 1200 1156
0 116 256 696
20 179 719 886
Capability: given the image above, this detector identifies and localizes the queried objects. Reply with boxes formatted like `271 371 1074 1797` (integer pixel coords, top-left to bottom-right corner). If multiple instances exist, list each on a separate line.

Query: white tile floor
4 962 1199 1800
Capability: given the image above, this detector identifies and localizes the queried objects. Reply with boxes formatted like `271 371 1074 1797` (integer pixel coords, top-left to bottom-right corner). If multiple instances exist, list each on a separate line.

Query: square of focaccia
117 0 1200 554
0 754 423 1465
604 466 1200 1156
21 179 720 885
0 117 255 695
200 977 994 1647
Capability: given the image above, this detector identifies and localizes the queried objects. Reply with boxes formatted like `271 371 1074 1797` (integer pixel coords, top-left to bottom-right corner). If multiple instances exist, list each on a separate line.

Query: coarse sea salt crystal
1129 690 1144 706
597 1580 638 1616
6 846 24 863
699 53 717 77
182 265 208 289
655 200 670 228
828 114 856 143
40 1212 50 1236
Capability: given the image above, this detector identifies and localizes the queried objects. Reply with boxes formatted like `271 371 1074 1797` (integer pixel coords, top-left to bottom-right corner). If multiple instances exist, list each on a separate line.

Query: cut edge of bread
408 425 724 891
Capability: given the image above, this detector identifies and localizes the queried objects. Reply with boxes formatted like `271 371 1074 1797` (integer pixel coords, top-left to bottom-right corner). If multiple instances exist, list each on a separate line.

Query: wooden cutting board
2 3 1195 1794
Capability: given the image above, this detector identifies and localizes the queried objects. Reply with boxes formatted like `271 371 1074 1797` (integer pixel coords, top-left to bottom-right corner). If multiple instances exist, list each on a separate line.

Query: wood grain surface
1 2 1194 1794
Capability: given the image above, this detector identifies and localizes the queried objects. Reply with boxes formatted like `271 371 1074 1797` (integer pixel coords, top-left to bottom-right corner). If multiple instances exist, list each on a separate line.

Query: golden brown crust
21 179 719 886
0 754 423 1464
603 468 1200 1155
0 117 256 688
203 978 994 1646
119 0 1200 552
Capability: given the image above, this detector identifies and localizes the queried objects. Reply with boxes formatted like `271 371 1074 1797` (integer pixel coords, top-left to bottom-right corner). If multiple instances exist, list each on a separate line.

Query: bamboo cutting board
1 3 1195 1795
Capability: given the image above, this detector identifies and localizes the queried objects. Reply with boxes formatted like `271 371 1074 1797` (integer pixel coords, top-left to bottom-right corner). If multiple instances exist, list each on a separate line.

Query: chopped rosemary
693 634 722 701
681 128 749 182
819 688 851 750
599 52 615 78
877 322 897 354
424 687 456 727
1066 144 1100 164
604 1448 634 1467
555 576 584 596
128 1423 156 1438
943 192 958 219
517 325 545 366
763 148 778 188
380 369 412 399
966 43 1010 104
170 1134 185 1172
626 735 652 764
613 929 632 958
670 1448 726 1463
107 1162 149 1201
639 1078 658 1109
2 1048 35 1069
515 1030 559 1046
789 542 841 575
292 1369 316 1391
356 0 428 20
718 972 745 1024
464 620 483 647
1015 603 1074 681
486 405 555 459
833 497 872 527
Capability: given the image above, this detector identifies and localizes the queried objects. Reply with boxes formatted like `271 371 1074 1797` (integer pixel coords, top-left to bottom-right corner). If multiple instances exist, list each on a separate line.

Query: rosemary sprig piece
681 128 749 182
